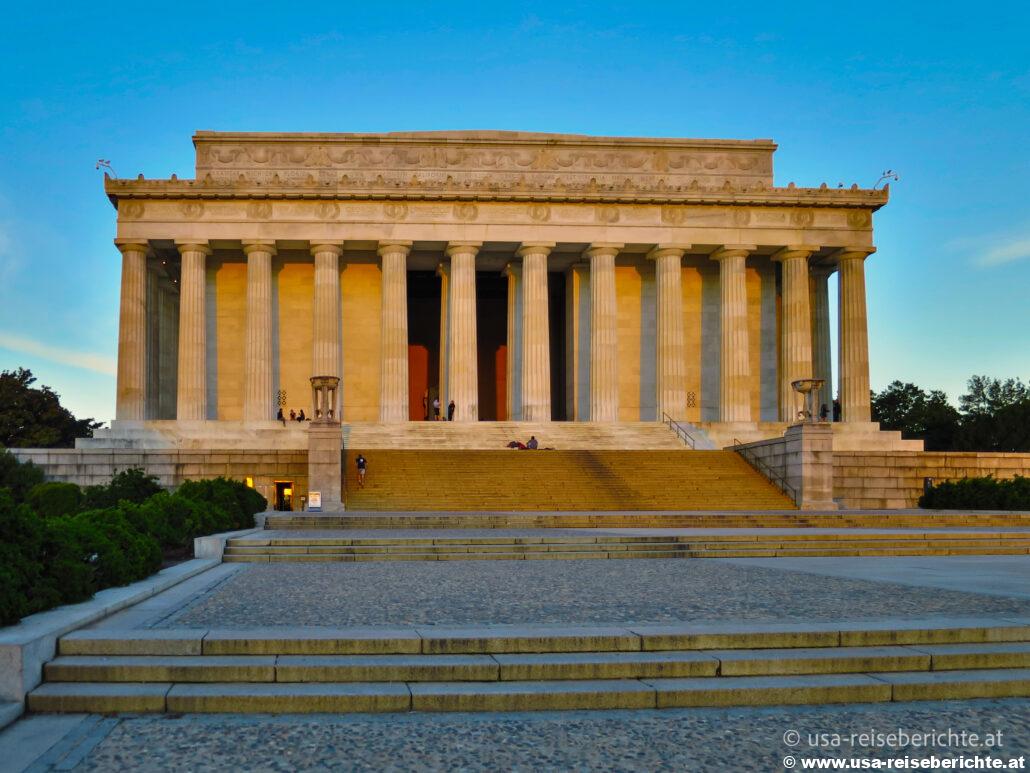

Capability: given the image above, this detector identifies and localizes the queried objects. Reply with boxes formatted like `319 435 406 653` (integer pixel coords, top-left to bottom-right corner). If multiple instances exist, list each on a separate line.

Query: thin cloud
977 236 1030 268
0 333 116 376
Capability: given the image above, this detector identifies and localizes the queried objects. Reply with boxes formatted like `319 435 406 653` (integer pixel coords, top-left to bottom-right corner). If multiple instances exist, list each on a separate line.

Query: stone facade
100 130 886 435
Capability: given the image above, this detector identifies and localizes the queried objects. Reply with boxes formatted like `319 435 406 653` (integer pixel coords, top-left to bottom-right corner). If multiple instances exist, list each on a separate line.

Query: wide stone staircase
223 530 1030 563
337 450 793 511
28 621 1030 713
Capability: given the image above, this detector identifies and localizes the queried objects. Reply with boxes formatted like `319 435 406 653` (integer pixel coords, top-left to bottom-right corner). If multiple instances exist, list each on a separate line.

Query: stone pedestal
784 422 835 510
307 423 343 511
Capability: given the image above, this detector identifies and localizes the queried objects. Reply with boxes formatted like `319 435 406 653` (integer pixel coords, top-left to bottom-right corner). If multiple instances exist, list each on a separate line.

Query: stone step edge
58 620 1030 656
42 642 1030 683
26 669 1030 713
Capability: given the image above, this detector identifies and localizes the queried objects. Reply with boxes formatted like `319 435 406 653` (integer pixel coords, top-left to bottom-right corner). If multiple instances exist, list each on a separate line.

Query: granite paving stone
158 559 1030 629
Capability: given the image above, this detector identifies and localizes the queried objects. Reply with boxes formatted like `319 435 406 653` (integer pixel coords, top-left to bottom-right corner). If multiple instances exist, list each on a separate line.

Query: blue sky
1 1 1027 421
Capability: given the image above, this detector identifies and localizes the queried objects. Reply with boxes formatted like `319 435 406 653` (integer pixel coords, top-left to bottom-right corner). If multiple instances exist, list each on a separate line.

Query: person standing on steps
432 396 441 420
277 408 286 426
355 453 368 489
447 400 456 421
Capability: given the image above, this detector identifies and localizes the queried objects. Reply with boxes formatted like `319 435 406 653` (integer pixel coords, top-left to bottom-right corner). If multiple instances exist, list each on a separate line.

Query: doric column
310 242 343 418
711 245 756 422
809 266 833 419
446 241 481 421
837 248 875 423
773 246 816 422
648 244 689 420
378 241 412 422
585 243 622 422
242 241 276 423
175 241 212 421
115 240 149 421
518 242 554 422
502 263 521 420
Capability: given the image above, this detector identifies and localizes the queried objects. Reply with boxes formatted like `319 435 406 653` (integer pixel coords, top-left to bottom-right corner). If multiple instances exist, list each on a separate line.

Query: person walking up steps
355 453 368 489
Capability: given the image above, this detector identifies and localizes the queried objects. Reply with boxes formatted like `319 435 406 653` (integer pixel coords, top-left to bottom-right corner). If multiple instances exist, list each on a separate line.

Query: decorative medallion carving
315 201 340 219
246 201 273 219
791 208 815 227
528 203 551 222
846 210 871 228
179 201 204 219
731 208 751 226
453 202 478 221
660 205 687 225
384 202 408 220
595 205 620 224
120 201 145 219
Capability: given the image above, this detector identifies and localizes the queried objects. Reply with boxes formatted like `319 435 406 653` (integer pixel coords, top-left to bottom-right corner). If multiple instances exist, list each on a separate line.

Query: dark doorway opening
274 481 294 511
477 272 508 420
407 271 441 420
548 271 567 421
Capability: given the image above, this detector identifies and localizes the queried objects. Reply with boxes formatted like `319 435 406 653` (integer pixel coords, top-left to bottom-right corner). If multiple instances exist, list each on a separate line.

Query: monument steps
222 531 1030 562
28 626 1030 713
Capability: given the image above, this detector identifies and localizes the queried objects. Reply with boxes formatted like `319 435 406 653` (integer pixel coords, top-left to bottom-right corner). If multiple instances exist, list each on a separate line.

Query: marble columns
838 248 874 423
175 241 211 421
115 241 149 421
311 242 343 415
242 241 275 423
585 243 622 422
711 245 755 423
773 246 815 422
445 241 481 422
809 266 834 418
648 245 689 420
378 241 412 422
518 242 554 421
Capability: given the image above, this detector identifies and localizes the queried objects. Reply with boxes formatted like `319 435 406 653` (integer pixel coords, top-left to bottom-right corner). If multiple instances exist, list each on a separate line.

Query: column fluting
518 242 554 422
115 241 149 421
809 266 833 419
838 249 874 423
378 241 412 422
711 245 754 422
242 241 275 423
175 241 212 421
586 243 622 422
649 245 689 420
446 242 481 422
310 242 343 417
773 246 815 422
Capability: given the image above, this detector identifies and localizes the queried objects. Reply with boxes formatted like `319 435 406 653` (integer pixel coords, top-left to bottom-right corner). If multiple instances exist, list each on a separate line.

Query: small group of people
422 392 456 421
276 408 307 426
506 435 539 450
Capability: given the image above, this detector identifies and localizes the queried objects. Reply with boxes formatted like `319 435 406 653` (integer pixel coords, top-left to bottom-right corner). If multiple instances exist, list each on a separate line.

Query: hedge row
919 475 1030 510
0 451 266 627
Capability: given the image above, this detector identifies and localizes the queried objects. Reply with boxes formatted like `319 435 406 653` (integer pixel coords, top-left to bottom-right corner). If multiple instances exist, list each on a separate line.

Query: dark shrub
0 490 44 626
26 481 84 518
38 517 97 607
84 468 163 509
176 478 263 530
919 475 1030 510
73 508 162 587
0 449 45 503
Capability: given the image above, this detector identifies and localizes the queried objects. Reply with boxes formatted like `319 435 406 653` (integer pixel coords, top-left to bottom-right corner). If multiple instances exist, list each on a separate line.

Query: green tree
956 376 1030 452
871 381 960 451
0 368 102 448
959 375 1029 417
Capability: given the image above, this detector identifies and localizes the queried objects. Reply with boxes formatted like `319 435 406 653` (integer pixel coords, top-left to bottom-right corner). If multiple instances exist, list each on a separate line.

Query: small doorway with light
273 481 294 511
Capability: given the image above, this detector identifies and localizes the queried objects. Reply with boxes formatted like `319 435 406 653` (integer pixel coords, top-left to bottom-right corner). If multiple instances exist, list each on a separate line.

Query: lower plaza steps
337 449 793 512
224 530 1030 562
28 622 1030 713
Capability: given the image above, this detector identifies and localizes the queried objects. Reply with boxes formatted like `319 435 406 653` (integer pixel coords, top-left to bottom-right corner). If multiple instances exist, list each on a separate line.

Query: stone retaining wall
834 451 1030 509
10 448 308 507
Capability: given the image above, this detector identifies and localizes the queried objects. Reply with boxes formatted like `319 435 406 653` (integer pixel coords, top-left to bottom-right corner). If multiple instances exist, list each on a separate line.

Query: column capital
242 240 277 256
175 241 212 256
771 245 819 262
445 241 481 258
114 239 149 255
833 246 876 262
377 240 413 257
310 241 344 257
646 244 691 261
583 242 623 260
710 244 756 262
516 242 555 258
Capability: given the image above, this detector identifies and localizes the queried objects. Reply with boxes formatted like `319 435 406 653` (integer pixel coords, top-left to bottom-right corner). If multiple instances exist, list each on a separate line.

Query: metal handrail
661 412 696 450
732 438 798 503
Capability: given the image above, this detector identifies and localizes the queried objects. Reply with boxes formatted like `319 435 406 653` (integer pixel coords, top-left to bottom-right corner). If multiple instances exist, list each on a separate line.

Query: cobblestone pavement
159 559 1030 628
48 699 1028 772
